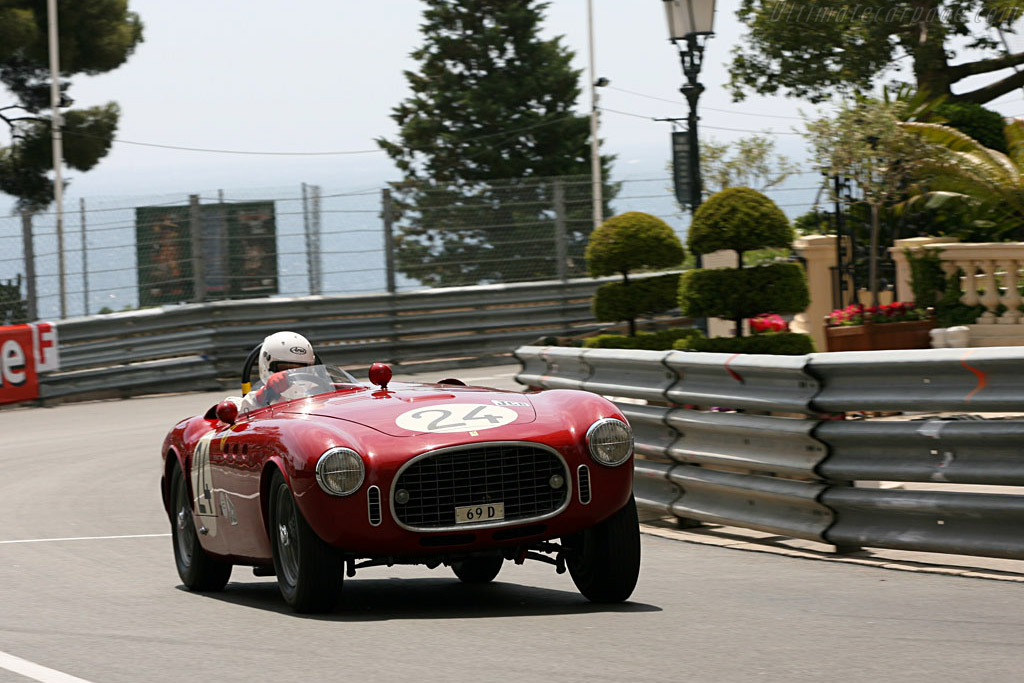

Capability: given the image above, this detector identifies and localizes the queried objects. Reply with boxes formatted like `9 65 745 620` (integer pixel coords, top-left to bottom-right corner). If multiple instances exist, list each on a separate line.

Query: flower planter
825 318 936 352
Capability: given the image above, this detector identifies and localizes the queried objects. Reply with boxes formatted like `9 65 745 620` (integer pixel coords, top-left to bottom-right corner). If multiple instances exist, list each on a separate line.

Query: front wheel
170 464 232 591
565 495 641 603
269 470 343 613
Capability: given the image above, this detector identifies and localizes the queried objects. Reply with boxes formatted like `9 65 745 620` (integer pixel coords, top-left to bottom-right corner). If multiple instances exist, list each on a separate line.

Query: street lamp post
663 0 716 215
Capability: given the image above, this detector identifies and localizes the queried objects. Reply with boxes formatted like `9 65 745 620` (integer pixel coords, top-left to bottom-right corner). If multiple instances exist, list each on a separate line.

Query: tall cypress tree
377 0 614 287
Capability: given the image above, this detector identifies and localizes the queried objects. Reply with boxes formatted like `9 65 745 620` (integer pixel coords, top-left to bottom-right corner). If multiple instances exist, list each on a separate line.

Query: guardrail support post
189 194 205 303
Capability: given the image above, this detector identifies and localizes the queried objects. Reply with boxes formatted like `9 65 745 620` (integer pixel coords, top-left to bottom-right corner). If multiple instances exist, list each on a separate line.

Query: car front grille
392 442 569 530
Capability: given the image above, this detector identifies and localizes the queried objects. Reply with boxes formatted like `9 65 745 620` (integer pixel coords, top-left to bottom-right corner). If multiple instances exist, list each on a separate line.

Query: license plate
455 502 505 524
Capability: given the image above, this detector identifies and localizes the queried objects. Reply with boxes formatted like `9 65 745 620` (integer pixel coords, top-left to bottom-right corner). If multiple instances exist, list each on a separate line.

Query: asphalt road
2 371 1023 683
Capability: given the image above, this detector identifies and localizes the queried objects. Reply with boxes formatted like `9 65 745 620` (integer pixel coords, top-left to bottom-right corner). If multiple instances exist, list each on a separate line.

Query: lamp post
587 0 609 229
47 0 66 319
663 0 716 214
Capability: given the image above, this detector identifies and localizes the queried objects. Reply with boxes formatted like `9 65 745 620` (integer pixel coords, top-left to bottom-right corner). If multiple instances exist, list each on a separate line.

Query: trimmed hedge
584 327 702 350
586 212 685 277
688 187 793 257
674 331 816 355
593 273 681 323
678 263 810 320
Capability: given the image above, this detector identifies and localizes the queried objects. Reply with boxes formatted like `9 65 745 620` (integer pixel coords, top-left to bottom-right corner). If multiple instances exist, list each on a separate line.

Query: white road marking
0 533 169 545
0 650 95 683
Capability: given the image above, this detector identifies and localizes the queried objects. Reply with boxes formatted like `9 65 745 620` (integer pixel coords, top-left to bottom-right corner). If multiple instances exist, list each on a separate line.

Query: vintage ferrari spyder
160 352 640 613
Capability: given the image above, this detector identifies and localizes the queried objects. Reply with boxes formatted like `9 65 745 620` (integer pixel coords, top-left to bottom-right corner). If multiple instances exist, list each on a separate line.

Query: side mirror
369 362 392 390
216 399 239 425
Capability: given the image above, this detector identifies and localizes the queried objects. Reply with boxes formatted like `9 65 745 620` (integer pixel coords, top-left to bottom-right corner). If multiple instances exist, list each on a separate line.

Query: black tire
170 465 232 591
268 470 343 613
566 495 641 603
451 556 503 584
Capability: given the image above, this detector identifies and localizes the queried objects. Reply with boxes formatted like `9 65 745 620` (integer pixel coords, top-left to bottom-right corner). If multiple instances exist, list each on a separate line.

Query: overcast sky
10 0 1024 214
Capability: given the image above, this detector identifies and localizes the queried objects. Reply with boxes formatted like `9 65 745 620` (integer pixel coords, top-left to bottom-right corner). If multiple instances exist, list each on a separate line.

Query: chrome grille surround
390 441 571 532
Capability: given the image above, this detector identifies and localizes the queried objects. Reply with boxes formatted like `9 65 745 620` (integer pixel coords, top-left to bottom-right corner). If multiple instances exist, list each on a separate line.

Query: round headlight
315 448 365 496
585 418 633 467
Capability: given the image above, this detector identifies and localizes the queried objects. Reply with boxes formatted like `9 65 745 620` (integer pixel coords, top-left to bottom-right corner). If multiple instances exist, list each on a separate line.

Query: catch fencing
514 345 1024 561
34 276 619 402
0 175 688 323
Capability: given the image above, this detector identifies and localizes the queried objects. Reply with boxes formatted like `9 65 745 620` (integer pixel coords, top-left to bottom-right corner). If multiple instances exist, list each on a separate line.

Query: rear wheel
170 465 232 591
269 470 343 613
566 495 641 603
451 556 503 584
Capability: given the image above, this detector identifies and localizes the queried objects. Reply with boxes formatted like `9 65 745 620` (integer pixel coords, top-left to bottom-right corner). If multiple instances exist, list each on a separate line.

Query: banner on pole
672 131 691 208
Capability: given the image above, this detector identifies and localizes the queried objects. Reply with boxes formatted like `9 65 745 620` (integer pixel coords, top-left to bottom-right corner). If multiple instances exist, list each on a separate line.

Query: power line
600 106 803 135
606 85 807 121
62 113 583 157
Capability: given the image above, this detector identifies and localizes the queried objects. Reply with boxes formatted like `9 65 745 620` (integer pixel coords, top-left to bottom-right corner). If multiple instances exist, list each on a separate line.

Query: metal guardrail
514 345 1024 561
38 277 626 402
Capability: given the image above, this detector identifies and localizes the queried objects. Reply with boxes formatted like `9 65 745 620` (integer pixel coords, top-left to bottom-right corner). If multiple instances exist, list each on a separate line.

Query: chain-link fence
0 174 688 322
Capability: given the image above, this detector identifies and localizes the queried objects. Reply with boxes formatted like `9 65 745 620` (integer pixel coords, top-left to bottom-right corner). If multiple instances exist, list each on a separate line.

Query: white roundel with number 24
395 403 518 433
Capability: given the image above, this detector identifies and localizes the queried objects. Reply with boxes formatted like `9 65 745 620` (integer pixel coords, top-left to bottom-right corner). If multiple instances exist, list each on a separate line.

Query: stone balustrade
892 239 1024 347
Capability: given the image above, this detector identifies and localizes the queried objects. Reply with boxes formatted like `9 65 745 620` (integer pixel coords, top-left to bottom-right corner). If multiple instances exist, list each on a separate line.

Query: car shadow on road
182 577 661 621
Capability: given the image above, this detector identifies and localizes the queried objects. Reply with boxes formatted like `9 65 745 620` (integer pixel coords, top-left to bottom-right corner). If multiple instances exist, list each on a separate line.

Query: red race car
160 354 639 613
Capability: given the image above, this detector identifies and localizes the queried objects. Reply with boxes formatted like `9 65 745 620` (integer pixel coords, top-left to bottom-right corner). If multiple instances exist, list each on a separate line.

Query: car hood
281 382 538 437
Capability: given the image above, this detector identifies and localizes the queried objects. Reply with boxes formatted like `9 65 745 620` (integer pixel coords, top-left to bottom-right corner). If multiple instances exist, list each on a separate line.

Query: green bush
584 328 702 350
593 274 680 323
674 331 815 355
688 187 793 258
586 212 685 277
678 263 810 320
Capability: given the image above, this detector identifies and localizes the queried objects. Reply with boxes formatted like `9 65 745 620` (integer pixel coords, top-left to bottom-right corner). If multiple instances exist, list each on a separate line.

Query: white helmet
258 331 314 384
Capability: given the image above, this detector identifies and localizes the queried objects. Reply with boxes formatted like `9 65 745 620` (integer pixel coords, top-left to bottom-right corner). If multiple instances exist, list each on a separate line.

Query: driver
235 331 316 412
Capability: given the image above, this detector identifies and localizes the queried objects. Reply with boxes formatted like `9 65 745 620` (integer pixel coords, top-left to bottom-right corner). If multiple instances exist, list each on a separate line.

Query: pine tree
377 0 614 287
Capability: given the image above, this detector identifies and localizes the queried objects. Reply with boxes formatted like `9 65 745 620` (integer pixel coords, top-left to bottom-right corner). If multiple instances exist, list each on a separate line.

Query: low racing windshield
249 364 361 406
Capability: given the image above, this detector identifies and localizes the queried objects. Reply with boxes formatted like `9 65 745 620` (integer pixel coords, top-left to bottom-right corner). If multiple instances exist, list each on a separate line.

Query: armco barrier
515 345 1024 561
31 276 629 403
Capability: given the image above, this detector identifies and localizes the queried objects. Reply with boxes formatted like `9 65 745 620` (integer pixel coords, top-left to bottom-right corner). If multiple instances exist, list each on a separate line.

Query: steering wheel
280 368 335 399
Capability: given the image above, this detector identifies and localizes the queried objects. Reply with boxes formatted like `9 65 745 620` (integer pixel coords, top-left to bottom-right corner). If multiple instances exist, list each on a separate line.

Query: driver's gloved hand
266 371 290 398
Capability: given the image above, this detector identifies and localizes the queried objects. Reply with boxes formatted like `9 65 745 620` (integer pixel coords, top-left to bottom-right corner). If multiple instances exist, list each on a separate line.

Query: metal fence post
311 184 322 295
301 183 315 295
189 194 205 303
80 198 89 316
554 179 568 284
383 188 396 294
20 210 38 321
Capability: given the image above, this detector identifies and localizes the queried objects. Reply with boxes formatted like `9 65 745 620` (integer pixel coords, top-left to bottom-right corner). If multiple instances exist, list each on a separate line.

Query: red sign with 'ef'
0 325 38 405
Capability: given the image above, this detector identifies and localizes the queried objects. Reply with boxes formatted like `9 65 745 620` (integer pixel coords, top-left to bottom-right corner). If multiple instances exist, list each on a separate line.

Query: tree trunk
734 250 744 337
623 271 636 337
870 203 881 308
908 0 952 98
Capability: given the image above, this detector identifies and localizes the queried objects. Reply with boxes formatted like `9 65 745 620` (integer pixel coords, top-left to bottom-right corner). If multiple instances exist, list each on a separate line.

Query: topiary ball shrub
585 212 685 277
688 187 793 258
583 327 702 350
673 332 815 355
678 263 810 320
593 274 680 324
